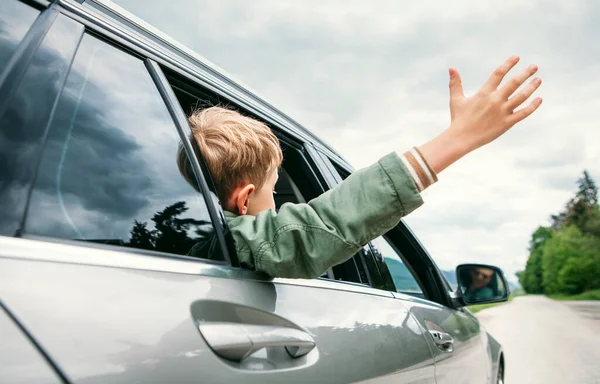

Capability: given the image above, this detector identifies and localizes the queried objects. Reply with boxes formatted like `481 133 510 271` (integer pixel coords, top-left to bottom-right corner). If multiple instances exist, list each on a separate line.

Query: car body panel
396 294 490 383
0 237 436 383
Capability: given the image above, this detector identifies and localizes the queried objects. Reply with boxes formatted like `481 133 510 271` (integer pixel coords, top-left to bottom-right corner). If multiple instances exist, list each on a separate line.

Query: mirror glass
457 264 508 304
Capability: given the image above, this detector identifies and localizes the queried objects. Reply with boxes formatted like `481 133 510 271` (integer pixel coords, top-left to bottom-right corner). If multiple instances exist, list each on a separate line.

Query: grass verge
547 289 600 301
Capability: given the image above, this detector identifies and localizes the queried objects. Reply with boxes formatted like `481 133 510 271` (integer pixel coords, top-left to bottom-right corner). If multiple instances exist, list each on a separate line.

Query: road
476 295 600 384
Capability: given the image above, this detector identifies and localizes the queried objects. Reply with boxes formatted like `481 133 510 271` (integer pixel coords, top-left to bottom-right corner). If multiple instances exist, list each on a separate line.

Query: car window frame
146 59 235 266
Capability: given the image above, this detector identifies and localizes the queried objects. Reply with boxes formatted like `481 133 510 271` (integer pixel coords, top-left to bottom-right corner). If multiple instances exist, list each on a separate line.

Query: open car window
163 67 368 281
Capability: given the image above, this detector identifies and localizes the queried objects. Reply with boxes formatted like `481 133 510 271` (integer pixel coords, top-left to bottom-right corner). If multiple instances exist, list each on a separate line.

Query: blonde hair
177 106 283 203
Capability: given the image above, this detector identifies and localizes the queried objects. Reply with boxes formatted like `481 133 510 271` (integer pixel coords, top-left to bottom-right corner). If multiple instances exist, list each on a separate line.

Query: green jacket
189 152 423 279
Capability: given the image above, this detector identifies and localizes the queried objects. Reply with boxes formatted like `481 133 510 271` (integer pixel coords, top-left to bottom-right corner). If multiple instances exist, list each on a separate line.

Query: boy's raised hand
419 55 543 174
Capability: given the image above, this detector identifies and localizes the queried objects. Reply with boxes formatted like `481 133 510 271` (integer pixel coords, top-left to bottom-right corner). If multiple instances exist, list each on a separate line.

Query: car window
0 0 40 71
165 70 359 275
371 236 424 296
24 33 225 262
0 13 83 236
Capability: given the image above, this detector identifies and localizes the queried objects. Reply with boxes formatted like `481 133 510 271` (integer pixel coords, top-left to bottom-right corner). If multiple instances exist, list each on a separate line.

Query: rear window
24 33 224 261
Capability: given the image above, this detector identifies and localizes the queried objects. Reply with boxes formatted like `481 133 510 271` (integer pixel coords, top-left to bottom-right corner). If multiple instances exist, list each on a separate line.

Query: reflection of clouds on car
0 11 80 234
24 34 214 257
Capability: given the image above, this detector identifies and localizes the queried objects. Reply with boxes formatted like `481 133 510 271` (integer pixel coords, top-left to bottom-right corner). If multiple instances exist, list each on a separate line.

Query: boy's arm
228 151 425 279
229 55 543 279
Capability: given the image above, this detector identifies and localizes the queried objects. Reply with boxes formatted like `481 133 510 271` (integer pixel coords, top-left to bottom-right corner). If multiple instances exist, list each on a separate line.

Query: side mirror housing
454 263 510 307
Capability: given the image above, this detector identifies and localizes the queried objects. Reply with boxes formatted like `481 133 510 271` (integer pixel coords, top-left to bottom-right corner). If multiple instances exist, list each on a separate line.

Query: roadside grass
547 289 600 301
468 290 525 314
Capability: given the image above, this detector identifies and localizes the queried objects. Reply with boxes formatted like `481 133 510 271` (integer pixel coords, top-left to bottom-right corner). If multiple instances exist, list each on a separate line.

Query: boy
178 56 543 279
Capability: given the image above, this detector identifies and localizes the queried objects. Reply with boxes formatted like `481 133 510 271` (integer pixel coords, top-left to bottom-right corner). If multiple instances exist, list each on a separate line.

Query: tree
152 201 205 255
525 171 600 296
520 226 552 294
126 201 213 256
540 226 581 294
127 220 156 250
541 225 600 294
551 170 600 236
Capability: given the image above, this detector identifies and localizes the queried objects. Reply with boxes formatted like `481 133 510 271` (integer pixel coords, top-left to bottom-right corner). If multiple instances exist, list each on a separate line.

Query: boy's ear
235 184 255 215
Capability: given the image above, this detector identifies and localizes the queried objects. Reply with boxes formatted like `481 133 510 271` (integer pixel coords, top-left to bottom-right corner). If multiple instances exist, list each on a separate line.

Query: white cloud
113 0 600 282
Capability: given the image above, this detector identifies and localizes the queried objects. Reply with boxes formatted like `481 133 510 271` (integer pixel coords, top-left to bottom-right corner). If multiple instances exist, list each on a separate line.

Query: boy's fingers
509 97 543 125
506 77 542 110
481 56 520 93
449 68 464 100
500 64 539 99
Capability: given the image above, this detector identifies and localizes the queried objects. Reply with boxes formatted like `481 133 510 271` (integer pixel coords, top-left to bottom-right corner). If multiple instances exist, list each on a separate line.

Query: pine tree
550 170 600 236
127 220 156 250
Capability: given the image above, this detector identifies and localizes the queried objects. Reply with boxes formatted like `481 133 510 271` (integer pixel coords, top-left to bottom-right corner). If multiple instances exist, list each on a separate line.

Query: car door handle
429 330 454 351
198 322 316 362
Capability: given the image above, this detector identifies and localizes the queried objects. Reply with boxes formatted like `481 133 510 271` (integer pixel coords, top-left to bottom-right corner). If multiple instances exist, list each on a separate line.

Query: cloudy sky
113 0 600 282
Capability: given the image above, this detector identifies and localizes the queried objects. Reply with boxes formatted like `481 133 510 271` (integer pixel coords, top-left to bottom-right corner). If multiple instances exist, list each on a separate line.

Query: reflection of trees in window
126 201 213 255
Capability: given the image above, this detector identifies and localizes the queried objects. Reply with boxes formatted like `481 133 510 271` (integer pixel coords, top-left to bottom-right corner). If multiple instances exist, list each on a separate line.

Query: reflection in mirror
457 264 508 304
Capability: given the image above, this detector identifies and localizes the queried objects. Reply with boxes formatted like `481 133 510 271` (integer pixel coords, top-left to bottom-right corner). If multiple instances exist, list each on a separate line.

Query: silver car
0 0 508 383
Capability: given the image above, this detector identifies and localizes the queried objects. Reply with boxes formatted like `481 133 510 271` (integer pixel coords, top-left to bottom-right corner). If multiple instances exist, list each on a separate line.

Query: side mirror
455 264 510 306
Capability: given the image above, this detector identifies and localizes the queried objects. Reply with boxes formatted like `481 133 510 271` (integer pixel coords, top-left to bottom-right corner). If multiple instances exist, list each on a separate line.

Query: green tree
541 226 581 294
541 226 600 294
520 226 552 293
525 171 600 296
551 170 600 236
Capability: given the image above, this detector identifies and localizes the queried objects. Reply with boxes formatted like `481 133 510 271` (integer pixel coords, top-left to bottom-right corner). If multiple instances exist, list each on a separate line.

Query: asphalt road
476 295 600 384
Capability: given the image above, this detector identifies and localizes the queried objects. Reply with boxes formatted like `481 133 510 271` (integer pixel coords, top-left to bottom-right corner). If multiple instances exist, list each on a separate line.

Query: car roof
67 0 353 170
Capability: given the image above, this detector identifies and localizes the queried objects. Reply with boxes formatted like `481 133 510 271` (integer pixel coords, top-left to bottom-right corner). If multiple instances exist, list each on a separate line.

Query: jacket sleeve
227 152 424 279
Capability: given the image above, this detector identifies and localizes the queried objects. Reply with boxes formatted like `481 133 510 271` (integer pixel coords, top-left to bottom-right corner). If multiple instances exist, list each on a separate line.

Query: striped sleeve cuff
399 147 438 192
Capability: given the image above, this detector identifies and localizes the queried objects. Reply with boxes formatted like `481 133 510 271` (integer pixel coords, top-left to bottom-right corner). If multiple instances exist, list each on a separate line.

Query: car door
320 152 492 384
371 236 490 384
0 3 436 383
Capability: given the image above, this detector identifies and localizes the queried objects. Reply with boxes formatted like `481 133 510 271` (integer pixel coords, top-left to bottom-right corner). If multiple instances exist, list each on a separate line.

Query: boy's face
470 267 493 289
246 168 279 216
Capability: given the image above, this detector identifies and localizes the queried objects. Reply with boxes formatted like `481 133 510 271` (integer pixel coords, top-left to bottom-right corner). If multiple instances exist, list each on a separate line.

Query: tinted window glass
0 1 40 71
25 34 223 261
0 14 83 235
372 236 423 295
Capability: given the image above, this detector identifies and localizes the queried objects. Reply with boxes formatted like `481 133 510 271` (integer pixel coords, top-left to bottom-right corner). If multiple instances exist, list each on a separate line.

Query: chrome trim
274 276 394 298
59 0 348 165
0 236 234 277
